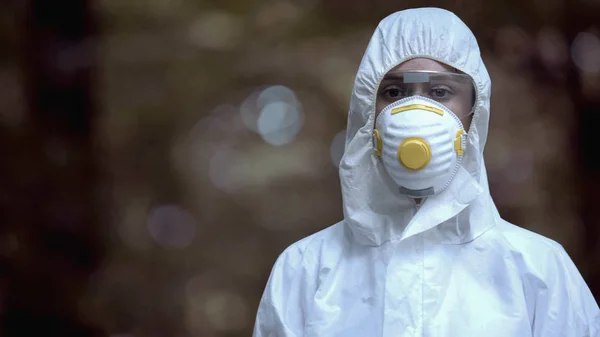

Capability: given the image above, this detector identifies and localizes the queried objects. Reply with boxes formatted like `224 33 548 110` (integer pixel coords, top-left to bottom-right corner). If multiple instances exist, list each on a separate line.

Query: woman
253 8 600 337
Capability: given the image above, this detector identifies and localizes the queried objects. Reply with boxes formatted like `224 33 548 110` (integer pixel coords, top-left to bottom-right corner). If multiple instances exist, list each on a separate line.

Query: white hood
340 7 500 246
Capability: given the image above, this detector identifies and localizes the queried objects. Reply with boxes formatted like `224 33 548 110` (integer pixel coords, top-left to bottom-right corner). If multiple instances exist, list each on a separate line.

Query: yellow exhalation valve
397 137 432 171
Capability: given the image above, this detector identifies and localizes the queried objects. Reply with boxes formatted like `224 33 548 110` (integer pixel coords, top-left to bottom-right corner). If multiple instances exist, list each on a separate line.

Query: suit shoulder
274 221 345 270
494 219 564 255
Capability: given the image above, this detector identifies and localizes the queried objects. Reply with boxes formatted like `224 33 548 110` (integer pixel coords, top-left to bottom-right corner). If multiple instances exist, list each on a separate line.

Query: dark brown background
0 0 599 336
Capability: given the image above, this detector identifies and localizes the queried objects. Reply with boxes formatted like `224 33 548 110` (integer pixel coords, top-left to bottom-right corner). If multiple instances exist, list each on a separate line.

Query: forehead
388 58 455 73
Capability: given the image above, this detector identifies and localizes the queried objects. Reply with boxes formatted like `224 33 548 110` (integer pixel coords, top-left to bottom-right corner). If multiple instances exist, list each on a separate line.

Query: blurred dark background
0 0 599 336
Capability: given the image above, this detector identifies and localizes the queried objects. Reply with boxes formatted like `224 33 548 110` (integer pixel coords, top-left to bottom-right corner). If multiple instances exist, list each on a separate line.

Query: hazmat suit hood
340 7 500 246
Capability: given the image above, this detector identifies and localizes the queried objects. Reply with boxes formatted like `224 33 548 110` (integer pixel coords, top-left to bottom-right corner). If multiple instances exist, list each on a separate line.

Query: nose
408 83 429 97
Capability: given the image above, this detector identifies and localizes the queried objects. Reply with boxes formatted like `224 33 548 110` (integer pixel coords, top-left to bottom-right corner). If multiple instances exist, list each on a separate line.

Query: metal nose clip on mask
373 96 467 198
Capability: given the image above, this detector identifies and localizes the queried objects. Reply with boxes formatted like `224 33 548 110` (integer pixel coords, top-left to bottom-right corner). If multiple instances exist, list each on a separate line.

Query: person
253 7 600 337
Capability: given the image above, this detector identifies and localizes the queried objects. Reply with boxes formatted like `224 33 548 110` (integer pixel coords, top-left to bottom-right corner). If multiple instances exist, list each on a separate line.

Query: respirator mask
373 70 476 197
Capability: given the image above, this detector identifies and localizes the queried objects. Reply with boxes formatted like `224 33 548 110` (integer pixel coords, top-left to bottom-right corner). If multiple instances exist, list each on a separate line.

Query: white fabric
253 7 600 337
375 96 466 197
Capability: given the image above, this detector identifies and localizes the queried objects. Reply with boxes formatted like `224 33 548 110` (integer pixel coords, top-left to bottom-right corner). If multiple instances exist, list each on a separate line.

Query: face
376 58 475 130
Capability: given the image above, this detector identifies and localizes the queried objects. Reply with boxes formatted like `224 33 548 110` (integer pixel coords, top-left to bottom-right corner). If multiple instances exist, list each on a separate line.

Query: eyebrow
382 74 403 81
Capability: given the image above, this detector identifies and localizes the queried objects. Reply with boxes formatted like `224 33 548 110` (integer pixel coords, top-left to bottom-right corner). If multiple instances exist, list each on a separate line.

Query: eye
431 87 452 99
382 87 407 100
386 88 400 97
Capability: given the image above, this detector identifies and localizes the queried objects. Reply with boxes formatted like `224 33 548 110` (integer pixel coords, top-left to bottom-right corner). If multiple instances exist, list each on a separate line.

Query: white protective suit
253 7 600 337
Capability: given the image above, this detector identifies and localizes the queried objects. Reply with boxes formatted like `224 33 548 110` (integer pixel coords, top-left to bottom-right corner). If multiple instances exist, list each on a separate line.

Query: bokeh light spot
257 85 298 109
147 205 196 249
257 101 303 146
240 90 262 133
208 147 240 193
571 32 600 74
189 11 242 50
537 27 568 68
241 85 304 146
202 291 248 332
